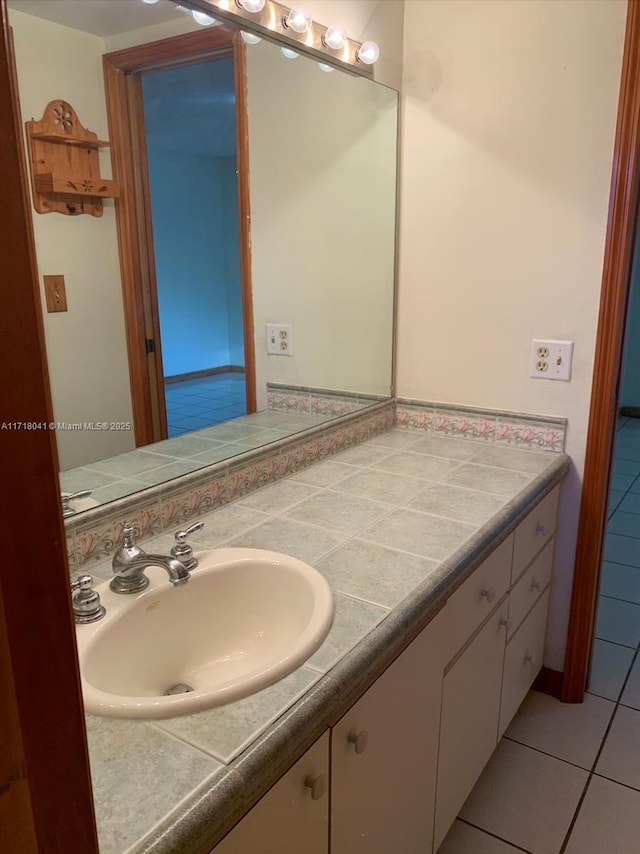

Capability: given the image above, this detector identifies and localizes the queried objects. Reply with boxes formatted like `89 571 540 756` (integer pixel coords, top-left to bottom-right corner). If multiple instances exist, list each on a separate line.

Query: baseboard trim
533 666 563 699
165 366 245 384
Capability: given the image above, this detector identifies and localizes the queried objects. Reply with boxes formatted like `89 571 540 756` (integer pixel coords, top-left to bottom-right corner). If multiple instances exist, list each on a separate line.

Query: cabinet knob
480 587 496 604
535 522 547 536
304 774 327 800
499 616 510 631
524 650 537 667
348 730 369 754
531 578 541 593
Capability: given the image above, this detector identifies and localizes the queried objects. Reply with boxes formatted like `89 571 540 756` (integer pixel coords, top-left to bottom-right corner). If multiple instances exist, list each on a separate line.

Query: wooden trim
104 26 256 445
562 0 640 702
103 58 155 446
104 26 237 71
0 2 98 848
533 666 563 700
234 36 257 414
165 365 246 383
127 72 168 441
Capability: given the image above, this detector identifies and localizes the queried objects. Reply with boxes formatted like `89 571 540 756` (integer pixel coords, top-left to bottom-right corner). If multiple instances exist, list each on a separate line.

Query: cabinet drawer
512 486 559 582
507 538 554 640
440 534 513 665
498 588 550 739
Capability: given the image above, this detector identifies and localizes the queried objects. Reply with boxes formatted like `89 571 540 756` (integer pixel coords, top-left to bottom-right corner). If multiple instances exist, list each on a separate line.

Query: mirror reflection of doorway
104 27 256 450
140 58 247 438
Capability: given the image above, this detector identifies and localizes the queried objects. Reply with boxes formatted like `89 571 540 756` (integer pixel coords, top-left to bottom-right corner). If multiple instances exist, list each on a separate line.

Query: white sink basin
76 549 334 719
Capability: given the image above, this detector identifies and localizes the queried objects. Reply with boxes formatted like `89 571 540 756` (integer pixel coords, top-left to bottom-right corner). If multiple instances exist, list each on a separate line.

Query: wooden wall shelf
26 100 119 216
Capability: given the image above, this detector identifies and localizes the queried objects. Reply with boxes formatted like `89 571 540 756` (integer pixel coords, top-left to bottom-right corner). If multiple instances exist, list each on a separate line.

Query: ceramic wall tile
496 418 566 452
395 399 566 453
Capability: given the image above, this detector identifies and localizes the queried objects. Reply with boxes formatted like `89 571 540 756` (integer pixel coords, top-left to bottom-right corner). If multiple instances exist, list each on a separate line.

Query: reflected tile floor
165 372 247 437
441 416 640 853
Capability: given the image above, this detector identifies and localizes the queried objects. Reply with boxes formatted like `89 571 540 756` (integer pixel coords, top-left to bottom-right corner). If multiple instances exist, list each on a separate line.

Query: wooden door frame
103 27 257 448
0 1 98 848
562 0 640 702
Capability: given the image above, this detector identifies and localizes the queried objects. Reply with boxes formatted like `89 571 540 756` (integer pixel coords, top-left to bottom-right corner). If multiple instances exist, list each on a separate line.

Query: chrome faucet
61 489 92 518
110 522 192 594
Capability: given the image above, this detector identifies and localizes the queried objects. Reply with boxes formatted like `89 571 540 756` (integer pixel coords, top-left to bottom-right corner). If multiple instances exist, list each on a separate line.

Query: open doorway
140 57 246 437
103 27 256 448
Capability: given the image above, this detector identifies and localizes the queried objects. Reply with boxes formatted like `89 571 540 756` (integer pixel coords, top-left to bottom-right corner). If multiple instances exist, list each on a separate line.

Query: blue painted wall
142 60 243 377
620 225 640 408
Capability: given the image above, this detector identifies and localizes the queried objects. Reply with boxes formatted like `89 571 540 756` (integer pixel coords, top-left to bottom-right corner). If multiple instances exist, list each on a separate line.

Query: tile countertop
83 428 570 854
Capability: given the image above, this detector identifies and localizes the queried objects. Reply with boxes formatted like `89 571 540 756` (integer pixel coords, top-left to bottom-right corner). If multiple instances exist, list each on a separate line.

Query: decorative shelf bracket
26 100 119 217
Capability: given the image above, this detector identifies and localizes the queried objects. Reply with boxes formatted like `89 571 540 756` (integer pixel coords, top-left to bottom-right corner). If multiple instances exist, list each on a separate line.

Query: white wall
398 0 627 670
10 9 135 470
247 40 397 408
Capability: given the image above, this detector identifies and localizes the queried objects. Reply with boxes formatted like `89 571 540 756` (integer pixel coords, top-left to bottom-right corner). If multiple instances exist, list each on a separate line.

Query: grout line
598 591 640 606
456 818 534 853
501 735 598 774
558 641 640 852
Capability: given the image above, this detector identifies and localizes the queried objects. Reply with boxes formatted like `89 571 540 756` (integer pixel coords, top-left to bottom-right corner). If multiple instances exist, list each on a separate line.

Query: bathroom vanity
79 425 568 854
211 486 559 854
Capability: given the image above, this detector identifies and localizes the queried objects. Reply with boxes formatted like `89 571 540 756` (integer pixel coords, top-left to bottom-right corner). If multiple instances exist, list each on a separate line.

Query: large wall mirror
8 0 398 514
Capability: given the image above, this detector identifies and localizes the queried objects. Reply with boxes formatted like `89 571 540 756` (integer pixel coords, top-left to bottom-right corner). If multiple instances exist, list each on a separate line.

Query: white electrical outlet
529 339 574 381
266 323 293 356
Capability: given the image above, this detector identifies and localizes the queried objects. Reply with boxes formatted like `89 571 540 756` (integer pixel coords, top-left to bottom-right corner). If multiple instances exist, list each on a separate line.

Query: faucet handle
111 522 147 580
171 520 204 571
61 489 93 518
71 574 106 623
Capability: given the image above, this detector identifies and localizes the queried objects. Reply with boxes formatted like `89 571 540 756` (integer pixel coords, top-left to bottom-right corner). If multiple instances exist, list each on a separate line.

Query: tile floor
164 372 247 437
440 416 640 853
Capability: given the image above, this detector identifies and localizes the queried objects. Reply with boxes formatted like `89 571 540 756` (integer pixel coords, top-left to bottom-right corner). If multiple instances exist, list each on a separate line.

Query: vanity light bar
176 0 379 76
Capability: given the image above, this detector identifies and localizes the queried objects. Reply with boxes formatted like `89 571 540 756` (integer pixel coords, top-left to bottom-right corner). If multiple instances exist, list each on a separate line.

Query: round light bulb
191 10 217 26
357 40 380 65
281 47 299 60
237 0 266 13
240 31 262 44
323 25 347 50
318 63 335 73
284 9 311 34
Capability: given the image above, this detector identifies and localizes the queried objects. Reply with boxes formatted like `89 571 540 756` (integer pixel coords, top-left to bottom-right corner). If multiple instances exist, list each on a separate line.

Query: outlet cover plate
266 323 292 356
529 339 574 381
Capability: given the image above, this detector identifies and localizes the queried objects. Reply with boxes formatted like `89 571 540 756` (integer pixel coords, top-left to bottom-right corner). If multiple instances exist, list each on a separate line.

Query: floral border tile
160 472 228 530
496 419 565 452
226 455 281 501
66 532 77 574
267 391 311 413
280 436 328 476
310 395 362 417
433 409 497 442
395 399 566 453
74 498 162 567
396 404 435 431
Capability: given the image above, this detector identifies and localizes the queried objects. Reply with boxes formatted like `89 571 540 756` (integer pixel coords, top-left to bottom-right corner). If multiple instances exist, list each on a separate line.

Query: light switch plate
43 275 68 313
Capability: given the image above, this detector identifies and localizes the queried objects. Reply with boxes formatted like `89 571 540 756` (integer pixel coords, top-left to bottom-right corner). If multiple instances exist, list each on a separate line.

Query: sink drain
164 683 194 695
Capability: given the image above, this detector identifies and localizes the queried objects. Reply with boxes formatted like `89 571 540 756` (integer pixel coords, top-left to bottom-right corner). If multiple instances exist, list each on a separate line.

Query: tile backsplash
396 400 566 453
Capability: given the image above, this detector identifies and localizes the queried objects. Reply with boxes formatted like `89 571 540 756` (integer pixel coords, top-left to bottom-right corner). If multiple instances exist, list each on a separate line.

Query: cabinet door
331 617 444 854
499 588 550 739
212 731 329 854
434 600 508 850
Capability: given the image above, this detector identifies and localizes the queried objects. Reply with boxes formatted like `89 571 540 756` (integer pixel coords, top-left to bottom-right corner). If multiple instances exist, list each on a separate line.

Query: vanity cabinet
434 597 510 848
331 613 443 854
211 486 560 854
212 731 330 854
